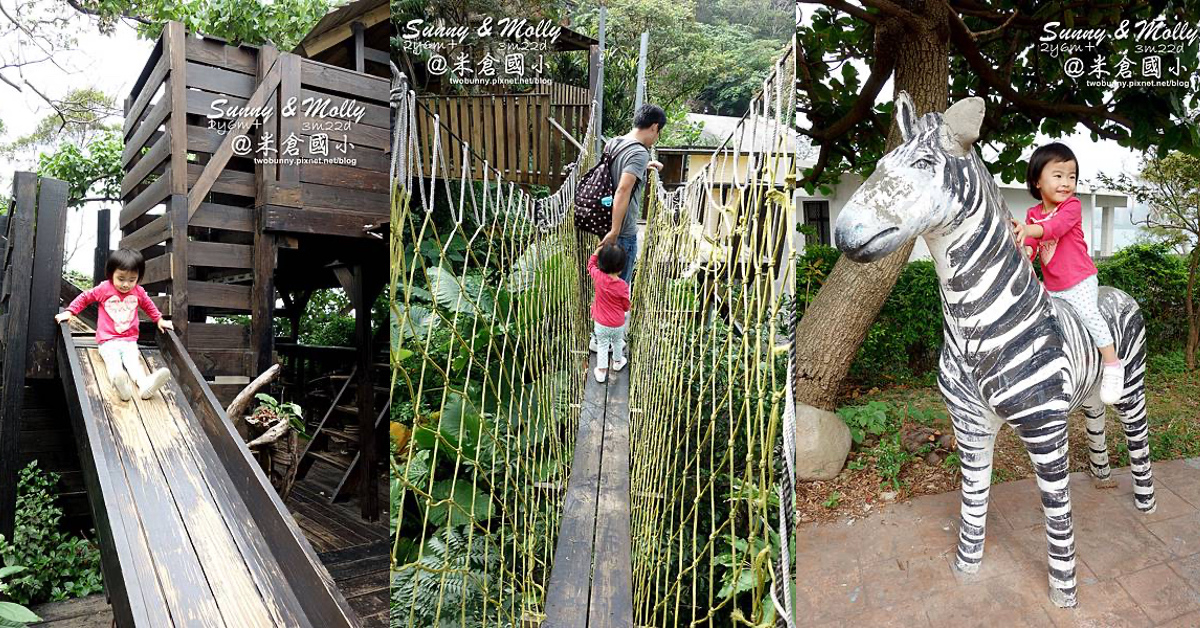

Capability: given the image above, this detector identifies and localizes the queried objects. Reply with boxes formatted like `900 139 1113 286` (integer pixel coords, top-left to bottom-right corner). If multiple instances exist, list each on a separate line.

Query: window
803 200 831 246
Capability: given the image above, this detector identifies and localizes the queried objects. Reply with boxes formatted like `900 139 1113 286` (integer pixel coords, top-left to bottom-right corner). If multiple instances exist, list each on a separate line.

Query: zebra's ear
894 91 918 141
940 97 985 157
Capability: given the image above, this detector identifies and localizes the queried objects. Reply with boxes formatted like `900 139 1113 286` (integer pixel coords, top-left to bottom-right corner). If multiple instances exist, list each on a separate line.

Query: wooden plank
298 88 390 129
187 124 389 172
299 181 388 213
188 281 251 311
296 116 390 151
186 61 257 98
184 36 257 76
149 296 171 317
187 59 282 218
82 347 228 626
0 173 37 538
588 366 633 628
543 352 608 624
119 175 170 228
124 53 168 139
155 330 359 626
187 349 251 378
120 215 169 251
122 98 170 167
506 96 517 182
186 323 248 350
541 97 551 181
142 252 172 286
131 351 305 627
26 177 70 379
192 202 253 233
299 59 388 102
122 129 172 197
186 163 256 199
491 96 504 173
262 206 386 238
59 329 170 627
279 54 302 185
189 240 252 269
251 211 277 375
298 162 388 192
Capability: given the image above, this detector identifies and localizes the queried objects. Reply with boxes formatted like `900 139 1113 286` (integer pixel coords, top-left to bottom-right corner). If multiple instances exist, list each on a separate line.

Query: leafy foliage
836 401 895 445
0 463 102 605
0 567 41 628
72 0 329 48
35 127 123 208
1096 243 1191 353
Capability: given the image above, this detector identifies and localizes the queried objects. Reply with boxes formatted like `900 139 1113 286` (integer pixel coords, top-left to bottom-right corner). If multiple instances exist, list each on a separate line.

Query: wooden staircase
294 357 388 504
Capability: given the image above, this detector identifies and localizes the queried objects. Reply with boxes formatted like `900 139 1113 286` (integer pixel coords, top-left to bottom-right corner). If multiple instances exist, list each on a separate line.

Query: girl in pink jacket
56 248 174 401
1013 143 1123 404
588 243 631 383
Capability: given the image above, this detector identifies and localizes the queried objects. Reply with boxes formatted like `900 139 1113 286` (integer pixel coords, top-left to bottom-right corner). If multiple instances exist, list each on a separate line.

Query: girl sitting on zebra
1011 142 1124 404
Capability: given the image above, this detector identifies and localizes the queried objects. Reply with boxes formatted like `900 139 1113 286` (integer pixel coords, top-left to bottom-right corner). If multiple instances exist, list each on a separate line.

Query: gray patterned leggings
1050 274 1114 347
593 320 627 370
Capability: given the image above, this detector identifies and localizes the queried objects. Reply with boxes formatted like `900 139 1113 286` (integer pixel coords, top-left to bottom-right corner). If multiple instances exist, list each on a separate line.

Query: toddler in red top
588 243 631 383
56 248 175 402
1012 143 1123 404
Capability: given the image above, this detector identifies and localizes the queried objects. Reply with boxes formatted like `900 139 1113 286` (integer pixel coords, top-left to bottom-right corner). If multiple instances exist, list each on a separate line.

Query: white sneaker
138 368 171 400
612 356 627 371
1100 363 1124 405
112 372 133 401
593 366 607 383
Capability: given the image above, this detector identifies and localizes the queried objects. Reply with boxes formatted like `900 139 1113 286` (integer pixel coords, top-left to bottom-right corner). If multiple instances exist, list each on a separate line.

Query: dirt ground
798 368 1200 524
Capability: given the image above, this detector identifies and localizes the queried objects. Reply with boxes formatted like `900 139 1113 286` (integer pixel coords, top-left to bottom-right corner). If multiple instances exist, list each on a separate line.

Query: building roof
295 0 389 57
656 113 804 154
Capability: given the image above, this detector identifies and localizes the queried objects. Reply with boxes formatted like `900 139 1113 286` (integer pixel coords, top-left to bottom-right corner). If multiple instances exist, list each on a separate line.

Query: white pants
97 339 148 383
1050 275 1114 347
594 320 626 370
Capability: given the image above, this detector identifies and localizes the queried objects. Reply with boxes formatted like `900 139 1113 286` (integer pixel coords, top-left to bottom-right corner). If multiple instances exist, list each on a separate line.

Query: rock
880 491 897 502
795 403 853 481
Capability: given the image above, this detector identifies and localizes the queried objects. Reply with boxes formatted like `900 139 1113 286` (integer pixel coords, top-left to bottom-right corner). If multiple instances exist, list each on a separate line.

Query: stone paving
797 457 1200 627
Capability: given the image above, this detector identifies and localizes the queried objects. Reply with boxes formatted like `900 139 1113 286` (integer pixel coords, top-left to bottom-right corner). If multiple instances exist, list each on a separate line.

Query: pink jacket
588 254 630 328
1023 196 1097 292
67 281 162 344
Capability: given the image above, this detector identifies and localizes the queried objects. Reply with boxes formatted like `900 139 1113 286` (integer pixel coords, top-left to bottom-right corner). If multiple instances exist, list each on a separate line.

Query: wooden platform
30 464 389 628
543 352 633 627
56 328 357 626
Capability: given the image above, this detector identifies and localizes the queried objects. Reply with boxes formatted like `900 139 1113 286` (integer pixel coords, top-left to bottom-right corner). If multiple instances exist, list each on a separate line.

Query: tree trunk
1186 246 1199 370
793 6 950 411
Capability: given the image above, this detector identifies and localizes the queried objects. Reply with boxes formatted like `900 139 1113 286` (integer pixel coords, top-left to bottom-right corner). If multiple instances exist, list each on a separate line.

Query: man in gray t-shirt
598 104 666 288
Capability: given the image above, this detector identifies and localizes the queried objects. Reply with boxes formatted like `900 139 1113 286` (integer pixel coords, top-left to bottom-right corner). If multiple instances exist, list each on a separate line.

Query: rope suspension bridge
389 44 798 627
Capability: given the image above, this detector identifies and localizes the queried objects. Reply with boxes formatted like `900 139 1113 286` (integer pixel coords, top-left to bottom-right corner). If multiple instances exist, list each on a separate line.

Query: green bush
1096 243 1191 353
0 462 102 605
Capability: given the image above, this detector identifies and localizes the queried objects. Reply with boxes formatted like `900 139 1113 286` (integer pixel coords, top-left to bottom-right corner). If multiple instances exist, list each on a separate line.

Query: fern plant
390 525 512 627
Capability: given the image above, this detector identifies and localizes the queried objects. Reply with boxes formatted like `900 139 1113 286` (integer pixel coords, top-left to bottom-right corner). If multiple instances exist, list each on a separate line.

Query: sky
1 5 151 274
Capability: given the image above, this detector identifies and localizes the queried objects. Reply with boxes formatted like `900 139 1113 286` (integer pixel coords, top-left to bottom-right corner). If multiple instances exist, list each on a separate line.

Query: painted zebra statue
832 92 1156 608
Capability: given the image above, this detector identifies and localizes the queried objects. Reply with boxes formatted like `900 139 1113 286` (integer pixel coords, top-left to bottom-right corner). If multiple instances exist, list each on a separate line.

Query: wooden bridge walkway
543 352 634 627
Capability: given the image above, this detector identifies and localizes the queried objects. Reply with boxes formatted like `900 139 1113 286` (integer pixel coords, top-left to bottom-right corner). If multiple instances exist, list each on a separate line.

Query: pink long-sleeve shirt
1023 195 1097 292
588 254 630 328
66 281 161 344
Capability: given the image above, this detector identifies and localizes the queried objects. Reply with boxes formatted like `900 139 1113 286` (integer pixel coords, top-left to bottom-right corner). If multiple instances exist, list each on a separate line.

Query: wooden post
168 194 189 343
278 54 301 187
351 22 366 74
0 172 38 539
93 208 110 287
165 21 188 197
352 266 377 521
25 177 69 379
252 45 281 377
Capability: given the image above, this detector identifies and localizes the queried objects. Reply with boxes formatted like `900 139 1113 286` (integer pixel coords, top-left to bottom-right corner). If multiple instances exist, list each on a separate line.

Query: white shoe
138 368 170 400
593 366 607 383
112 372 133 401
1100 363 1124 405
589 335 599 353
612 356 627 371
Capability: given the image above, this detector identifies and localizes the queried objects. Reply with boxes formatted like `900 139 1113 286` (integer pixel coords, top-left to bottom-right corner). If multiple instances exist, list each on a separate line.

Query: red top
1023 196 1097 292
66 281 162 344
588 254 630 327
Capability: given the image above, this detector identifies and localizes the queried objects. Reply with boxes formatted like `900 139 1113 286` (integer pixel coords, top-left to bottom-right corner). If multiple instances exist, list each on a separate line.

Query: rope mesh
390 43 797 627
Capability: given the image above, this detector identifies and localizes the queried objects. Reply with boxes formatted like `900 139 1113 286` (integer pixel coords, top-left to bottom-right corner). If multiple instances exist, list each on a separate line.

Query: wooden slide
57 323 359 627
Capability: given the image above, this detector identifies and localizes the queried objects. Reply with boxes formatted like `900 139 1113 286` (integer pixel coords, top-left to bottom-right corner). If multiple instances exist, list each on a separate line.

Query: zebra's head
834 92 986 262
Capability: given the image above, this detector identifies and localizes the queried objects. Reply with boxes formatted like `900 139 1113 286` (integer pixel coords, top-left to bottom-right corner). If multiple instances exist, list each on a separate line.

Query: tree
1099 152 1200 369
791 1 1200 443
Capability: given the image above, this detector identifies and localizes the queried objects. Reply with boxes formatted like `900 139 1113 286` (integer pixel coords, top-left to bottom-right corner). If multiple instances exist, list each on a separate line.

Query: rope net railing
389 39 797 627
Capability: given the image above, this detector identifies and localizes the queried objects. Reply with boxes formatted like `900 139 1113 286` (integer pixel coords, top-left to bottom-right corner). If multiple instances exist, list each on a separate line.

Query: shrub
0 462 102 605
1096 243 1190 353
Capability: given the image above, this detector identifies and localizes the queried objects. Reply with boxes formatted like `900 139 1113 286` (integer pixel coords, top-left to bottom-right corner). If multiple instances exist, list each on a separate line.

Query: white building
792 164 1131 261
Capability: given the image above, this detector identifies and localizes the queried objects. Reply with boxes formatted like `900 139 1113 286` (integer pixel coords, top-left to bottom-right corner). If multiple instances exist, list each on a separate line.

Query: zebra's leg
950 410 1000 575
1081 393 1117 488
1015 419 1077 608
1115 384 1157 513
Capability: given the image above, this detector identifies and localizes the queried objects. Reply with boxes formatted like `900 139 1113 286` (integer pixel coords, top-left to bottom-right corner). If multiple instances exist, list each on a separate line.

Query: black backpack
574 138 646 236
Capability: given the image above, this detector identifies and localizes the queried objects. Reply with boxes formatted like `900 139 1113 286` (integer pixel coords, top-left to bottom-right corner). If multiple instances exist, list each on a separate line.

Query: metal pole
596 4 607 153
635 31 649 112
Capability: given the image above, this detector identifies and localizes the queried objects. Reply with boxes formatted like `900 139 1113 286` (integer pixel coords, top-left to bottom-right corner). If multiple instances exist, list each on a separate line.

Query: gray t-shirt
604 136 649 238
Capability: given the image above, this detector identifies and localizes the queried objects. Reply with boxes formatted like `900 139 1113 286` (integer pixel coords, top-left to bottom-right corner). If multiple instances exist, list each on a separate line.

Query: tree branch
806 0 878 24
858 0 930 30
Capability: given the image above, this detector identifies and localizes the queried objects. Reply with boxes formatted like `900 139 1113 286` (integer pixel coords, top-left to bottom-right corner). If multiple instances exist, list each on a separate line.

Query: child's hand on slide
54 311 73 323
157 319 174 332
